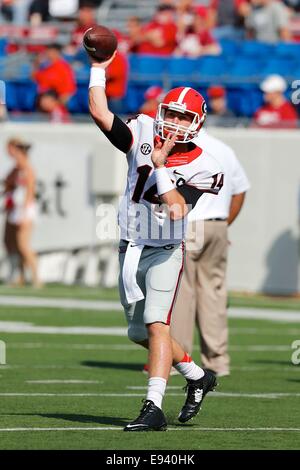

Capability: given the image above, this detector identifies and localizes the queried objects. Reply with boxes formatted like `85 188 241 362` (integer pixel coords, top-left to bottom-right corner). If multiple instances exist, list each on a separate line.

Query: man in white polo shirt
170 129 250 377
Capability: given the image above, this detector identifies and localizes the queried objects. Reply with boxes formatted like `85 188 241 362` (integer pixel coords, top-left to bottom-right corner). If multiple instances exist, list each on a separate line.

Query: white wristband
89 67 106 89
155 167 175 195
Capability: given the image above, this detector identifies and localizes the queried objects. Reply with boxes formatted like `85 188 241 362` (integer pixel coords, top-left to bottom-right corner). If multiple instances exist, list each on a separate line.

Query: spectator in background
32 43 76 105
105 49 129 115
126 16 143 53
245 0 292 42
48 0 79 20
135 4 177 55
0 0 32 24
284 0 300 12
38 90 72 122
3 137 41 287
175 6 221 57
210 0 251 40
29 0 103 25
139 85 164 118
176 0 209 37
29 0 50 24
206 85 236 126
170 129 250 377
69 1 97 52
253 74 298 128
62 0 97 58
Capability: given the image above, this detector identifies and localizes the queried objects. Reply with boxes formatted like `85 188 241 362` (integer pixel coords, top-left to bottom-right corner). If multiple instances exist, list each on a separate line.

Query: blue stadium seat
226 87 262 117
240 88 263 117
275 43 300 60
76 85 89 113
229 58 262 85
169 57 199 75
4 81 37 111
0 38 7 57
129 54 169 85
67 93 81 113
261 58 296 78
168 57 199 87
17 81 37 111
75 64 90 81
125 85 146 114
197 56 227 82
5 82 18 110
239 41 274 57
219 39 240 57
67 83 89 113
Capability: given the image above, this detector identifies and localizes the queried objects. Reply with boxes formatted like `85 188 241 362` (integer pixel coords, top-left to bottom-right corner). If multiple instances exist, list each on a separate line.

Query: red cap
195 6 208 18
207 85 226 99
144 86 163 101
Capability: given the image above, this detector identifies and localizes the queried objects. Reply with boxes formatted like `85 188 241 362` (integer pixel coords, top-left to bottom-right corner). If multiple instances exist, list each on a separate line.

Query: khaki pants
170 220 230 374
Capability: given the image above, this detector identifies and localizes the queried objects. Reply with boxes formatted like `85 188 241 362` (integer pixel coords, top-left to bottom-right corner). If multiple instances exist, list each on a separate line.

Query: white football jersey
118 114 223 247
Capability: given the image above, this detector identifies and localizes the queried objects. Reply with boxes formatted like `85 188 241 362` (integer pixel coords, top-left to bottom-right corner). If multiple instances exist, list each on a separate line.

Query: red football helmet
154 86 207 143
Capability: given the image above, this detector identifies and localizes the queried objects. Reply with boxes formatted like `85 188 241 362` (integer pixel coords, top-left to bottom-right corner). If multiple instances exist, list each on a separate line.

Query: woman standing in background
3 137 41 287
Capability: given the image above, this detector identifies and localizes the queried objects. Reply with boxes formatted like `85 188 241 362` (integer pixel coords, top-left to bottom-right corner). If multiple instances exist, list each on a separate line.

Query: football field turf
0 286 299 450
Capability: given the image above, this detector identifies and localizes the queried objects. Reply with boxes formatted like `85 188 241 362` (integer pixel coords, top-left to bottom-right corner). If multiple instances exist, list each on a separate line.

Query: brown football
83 25 118 62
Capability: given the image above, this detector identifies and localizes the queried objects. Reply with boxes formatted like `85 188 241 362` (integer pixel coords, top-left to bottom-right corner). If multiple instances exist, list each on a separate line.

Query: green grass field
0 286 300 450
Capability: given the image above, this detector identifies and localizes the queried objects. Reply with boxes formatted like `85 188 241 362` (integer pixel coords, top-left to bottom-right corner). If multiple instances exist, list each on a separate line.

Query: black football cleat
124 400 167 432
178 369 217 423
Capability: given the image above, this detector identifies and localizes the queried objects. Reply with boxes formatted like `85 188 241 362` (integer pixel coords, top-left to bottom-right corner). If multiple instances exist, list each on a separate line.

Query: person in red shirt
66 1 98 55
32 43 77 104
105 50 129 114
139 86 164 118
38 90 72 123
136 4 177 55
253 74 298 129
125 16 144 54
175 6 221 57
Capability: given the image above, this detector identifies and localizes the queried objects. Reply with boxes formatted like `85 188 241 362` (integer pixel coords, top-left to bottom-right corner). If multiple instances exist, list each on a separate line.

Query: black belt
205 218 227 222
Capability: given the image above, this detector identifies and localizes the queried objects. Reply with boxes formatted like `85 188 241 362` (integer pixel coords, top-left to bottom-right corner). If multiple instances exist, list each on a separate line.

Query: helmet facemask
154 102 206 143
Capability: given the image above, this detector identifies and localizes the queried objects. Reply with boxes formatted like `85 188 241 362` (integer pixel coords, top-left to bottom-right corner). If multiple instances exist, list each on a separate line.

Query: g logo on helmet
202 101 207 116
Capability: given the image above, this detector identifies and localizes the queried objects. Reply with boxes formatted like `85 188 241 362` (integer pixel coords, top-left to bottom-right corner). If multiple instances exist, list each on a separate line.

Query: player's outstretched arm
88 52 116 132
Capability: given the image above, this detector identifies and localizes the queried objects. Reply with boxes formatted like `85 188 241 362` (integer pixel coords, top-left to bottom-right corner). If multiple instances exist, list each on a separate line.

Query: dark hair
39 89 59 100
157 4 175 12
79 0 96 8
8 137 32 152
47 42 63 51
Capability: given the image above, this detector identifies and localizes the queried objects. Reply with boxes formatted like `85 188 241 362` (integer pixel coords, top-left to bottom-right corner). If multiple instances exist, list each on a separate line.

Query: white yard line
0 392 300 398
0 295 300 322
230 328 300 335
228 308 300 323
230 346 292 351
5 341 296 351
126 388 300 398
0 296 122 311
8 343 139 350
0 365 102 369
1 364 298 372
0 426 299 432
0 322 127 335
25 380 102 384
